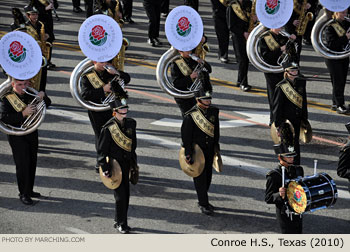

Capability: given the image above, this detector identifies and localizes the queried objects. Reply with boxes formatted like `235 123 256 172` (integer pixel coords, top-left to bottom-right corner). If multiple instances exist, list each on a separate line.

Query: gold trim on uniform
331 22 346 37
231 2 248 22
86 71 106 89
108 122 132 152
175 58 193 76
5 93 27 112
38 0 49 6
219 0 229 7
264 34 280 51
280 81 303 109
190 109 215 138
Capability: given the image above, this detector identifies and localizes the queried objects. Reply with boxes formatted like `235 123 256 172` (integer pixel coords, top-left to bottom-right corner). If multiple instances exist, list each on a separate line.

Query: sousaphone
179 144 205 177
0 31 46 136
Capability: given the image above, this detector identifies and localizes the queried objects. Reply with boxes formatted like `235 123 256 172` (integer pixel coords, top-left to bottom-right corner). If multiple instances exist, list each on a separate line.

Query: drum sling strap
280 81 303 109
86 71 106 89
264 34 280 51
174 58 193 76
190 109 215 138
108 121 132 152
5 93 26 112
331 22 346 37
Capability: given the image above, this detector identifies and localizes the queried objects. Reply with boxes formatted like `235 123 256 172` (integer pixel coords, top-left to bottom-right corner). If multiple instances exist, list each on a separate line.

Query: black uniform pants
8 131 39 196
143 0 161 39
88 110 112 163
161 0 169 14
193 148 214 207
264 72 284 123
85 0 93 18
213 9 230 59
174 97 196 118
72 0 80 8
324 57 349 107
184 0 199 11
290 119 301 165
232 35 249 86
120 0 133 19
114 159 130 226
276 208 302 234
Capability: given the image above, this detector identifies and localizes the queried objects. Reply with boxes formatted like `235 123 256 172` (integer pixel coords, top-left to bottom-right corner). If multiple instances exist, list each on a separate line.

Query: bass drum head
287 181 308 214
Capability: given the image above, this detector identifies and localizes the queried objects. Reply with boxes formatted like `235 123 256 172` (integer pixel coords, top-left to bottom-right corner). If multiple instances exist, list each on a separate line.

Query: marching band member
265 135 304 234
81 60 130 172
95 0 124 27
30 0 59 70
97 96 137 234
0 77 51 205
181 87 220 215
23 5 50 92
227 0 256 92
338 122 350 192
260 27 297 125
170 37 212 117
272 61 308 165
323 9 350 114
284 0 314 63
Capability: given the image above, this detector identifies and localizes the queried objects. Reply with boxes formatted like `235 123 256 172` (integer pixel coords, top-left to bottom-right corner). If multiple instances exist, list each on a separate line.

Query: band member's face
116 108 128 119
27 13 38 23
12 79 30 95
287 69 298 78
179 50 192 58
271 28 281 34
94 61 107 72
336 10 348 20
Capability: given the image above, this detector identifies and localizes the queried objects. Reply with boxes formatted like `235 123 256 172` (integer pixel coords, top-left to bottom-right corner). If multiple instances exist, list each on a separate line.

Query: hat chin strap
280 156 294 166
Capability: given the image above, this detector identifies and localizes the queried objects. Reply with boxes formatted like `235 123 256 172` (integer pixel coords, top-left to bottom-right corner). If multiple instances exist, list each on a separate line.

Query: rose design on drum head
293 190 302 202
265 0 280 15
8 41 26 63
89 25 108 46
176 17 192 37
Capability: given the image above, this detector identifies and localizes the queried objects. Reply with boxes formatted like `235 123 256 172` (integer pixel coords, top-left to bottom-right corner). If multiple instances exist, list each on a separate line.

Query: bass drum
286 172 337 214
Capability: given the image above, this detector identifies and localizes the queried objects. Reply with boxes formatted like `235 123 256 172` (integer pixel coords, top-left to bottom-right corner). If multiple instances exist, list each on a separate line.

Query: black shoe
47 62 56 70
240 84 252 92
336 105 349 114
73 7 83 13
208 203 216 211
30 191 41 198
154 38 162 46
198 204 213 215
219 57 229 63
331 104 337 111
20 195 33 205
114 223 129 234
147 38 157 47
124 18 135 24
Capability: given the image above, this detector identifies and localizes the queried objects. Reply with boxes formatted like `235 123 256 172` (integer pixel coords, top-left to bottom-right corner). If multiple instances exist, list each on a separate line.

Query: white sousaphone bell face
165 5 203 52
319 0 350 12
256 0 294 29
78 14 123 62
0 31 42 80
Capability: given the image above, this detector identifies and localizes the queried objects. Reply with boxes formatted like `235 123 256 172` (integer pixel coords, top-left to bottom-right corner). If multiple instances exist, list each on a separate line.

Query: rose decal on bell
8 41 26 63
89 25 108 46
265 0 280 15
176 17 192 37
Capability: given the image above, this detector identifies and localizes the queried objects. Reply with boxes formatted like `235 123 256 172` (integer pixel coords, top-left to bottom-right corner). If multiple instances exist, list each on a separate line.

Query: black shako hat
195 88 212 100
282 61 299 71
24 5 38 14
273 121 296 157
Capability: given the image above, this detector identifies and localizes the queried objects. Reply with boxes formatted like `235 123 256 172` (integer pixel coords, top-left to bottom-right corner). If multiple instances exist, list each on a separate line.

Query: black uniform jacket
324 19 350 52
181 105 220 157
32 0 58 41
25 20 48 41
338 140 350 180
260 31 289 66
285 0 311 35
272 77 308 128
97 117 137 172
265 164 304 210
0 90 51 128
81 69 130 104
170 56 212 92
226 0 251 35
